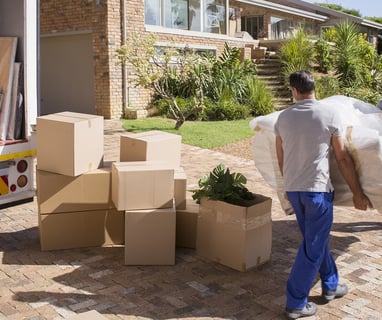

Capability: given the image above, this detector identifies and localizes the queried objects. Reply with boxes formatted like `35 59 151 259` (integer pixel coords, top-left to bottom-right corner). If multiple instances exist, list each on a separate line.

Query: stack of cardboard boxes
36 112 199 266
36 112 124 251
36 111 271 271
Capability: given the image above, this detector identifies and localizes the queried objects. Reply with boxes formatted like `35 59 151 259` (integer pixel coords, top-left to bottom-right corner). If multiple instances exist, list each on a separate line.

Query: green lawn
121 117 255 149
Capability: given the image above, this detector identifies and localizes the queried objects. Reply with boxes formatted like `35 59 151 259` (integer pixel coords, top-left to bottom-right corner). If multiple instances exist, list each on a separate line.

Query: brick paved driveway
0 120 381 320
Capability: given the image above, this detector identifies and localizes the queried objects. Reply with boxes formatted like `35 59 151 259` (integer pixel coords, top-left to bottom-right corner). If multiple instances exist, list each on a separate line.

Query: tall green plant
206 43 256 103
246 77 275 116
332 21 380 91
278 29 315 85
332 21 363 86
314 38 334 73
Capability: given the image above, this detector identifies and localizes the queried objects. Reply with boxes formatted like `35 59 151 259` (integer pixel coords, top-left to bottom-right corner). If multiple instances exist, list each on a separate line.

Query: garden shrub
204 99 249 121
343 87 382 105
278 28 315 85
315 75 341 99
245 77 275 116
314 38 334 74
156 97 203 120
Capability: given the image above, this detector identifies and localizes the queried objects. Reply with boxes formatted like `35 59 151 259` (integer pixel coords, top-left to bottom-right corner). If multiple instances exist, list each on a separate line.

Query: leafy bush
314 75 341 99
343 87 382 105
205 43 257 104
246 77 275 116
156 96 207 120
278 29 315 85
204 99 249 120
314 38 334 73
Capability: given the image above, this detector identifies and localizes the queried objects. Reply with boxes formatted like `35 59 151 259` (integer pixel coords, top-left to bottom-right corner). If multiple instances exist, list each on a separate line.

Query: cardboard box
112 161 174 210
196 194 272 272
120 130 181 167
174 167 187 210
36 164 113 214
67 310 108 320
36 112 104 176
125 205 176 265
39 209 124 251
176 199 199 249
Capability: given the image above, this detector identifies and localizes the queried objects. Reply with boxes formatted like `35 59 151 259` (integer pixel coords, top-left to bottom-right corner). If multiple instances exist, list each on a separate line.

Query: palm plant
332 21 363 86
205 43 256 103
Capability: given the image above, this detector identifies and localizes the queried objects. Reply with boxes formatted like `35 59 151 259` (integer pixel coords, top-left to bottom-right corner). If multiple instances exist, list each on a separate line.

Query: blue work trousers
286 191 339 309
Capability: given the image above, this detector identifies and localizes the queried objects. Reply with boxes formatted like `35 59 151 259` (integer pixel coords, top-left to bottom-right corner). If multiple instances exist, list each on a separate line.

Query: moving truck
0 0 39 208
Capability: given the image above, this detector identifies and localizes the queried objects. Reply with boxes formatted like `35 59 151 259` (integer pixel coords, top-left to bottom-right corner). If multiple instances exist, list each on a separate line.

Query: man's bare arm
275 135 284 176
331 135 372 210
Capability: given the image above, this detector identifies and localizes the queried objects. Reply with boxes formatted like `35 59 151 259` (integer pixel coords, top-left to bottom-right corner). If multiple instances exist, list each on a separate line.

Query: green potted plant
191 163 256 206
191 164 273 272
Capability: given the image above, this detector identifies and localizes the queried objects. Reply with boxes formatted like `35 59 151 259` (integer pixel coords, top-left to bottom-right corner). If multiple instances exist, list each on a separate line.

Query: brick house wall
40 0 123 119
40 0 263 119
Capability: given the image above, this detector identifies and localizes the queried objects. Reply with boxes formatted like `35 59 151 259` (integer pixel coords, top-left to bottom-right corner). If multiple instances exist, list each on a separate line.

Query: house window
145 0 161 25
189 0 201 31
204 0 226 34
145 0 227 34
271 16 294 39
165 0 189 29
241 16 264 39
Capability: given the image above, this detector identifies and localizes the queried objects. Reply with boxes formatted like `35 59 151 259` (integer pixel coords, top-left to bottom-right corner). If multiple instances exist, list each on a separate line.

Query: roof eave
236 0 328 22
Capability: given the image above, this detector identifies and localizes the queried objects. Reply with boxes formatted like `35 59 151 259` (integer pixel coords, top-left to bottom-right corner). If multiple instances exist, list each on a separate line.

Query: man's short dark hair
289 70 315 94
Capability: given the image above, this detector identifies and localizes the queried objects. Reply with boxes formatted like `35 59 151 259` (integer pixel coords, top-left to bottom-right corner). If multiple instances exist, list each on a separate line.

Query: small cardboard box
196 194 272 272
125 205 176 265
36 112 104 176
39 209 124 251
174 167 187 210
176 199 199 249
112 161 174 210
120 130 181 167
36 163 113 214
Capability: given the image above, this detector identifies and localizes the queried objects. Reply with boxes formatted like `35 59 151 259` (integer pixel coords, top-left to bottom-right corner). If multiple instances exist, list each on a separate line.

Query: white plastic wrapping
250 95 382 214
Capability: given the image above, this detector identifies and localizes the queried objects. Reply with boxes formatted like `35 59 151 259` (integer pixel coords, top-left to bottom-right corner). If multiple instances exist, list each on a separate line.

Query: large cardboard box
176 199 199 249
39 209 124 251
196 194 272 272
36 112 104 176
125 205 176 265
112 161 174 210
174 167 187 210
36 164 113 214
120 130 181 167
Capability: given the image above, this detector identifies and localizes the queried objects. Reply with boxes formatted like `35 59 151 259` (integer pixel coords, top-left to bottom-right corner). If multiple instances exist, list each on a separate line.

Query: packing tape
216 210 272 230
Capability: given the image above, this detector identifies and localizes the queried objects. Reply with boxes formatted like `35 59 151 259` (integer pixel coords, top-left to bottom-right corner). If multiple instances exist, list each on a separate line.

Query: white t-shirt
274 99 343 192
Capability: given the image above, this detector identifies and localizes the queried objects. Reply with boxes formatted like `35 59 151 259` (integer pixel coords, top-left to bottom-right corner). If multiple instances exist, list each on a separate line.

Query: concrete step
258 76 284 85
254 58 282 66
257 68 282 76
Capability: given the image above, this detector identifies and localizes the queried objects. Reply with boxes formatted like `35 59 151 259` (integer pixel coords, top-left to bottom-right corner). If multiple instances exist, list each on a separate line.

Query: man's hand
353 193 373 211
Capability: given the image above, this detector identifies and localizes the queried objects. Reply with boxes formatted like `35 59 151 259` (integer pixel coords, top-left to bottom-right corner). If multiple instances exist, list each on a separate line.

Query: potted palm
191 164 272 272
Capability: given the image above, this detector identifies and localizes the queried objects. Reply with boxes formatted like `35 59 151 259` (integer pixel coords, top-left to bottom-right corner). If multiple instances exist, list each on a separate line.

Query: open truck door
0 0 39 208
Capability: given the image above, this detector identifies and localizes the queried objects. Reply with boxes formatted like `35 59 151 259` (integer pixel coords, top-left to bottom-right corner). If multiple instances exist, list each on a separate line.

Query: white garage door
40 33 95 115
